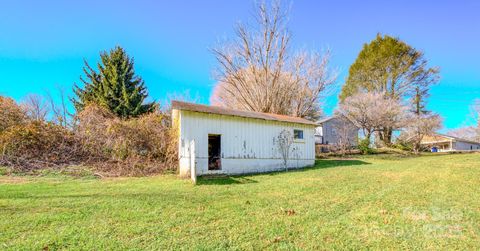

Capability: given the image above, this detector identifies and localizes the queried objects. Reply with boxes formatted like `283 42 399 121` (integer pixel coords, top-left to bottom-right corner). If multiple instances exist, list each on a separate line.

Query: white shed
172 101 316 178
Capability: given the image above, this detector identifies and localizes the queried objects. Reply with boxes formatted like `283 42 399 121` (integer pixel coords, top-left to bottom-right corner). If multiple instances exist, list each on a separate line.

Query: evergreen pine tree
339 34 439 144
340 34 439 102
72 46 155 118
412 85 430 115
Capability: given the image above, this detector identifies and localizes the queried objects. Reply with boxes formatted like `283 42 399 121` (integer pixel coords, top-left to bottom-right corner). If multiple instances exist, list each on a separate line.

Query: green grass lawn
1 154 480 250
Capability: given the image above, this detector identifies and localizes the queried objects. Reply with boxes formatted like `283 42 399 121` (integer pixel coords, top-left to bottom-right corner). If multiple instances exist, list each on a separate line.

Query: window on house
294 129 303 140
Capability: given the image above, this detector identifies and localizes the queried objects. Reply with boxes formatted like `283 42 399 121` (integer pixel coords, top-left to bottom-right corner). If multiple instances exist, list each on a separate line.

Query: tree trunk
382 128 393 146
413 143 420 154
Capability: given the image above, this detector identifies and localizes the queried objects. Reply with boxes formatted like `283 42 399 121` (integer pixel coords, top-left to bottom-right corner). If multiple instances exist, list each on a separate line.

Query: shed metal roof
172 100 317 126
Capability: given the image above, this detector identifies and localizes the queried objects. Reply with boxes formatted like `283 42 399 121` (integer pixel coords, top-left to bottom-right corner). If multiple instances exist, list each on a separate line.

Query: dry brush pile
75 105 178 176
0 96 178 176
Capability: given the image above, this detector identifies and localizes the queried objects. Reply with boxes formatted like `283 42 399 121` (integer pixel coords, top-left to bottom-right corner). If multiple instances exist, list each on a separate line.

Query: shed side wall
178 110 315 175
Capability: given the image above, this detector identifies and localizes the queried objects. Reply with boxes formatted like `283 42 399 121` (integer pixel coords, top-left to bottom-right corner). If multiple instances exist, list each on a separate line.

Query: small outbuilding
421 134 480 152
172 101 316 178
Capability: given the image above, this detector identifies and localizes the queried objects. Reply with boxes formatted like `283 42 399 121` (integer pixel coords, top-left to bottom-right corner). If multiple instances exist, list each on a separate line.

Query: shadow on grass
265 159 371 177
197 176 258 186
197 159 370 185
312 159 371 169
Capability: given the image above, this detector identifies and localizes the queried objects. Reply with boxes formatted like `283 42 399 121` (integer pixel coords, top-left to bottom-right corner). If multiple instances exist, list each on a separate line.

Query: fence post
190 140 196 184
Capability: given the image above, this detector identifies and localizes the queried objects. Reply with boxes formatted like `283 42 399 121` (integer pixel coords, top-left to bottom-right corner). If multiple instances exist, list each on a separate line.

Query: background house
315 116 358 148
172 101 316 178
421 134 480 152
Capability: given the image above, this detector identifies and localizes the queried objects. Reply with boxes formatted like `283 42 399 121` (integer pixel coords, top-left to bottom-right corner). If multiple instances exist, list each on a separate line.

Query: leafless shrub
277 129 293 171
21 94 49 121
47 86 73 128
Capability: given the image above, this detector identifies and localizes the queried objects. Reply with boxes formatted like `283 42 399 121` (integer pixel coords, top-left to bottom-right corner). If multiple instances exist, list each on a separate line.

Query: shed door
208 134 221 170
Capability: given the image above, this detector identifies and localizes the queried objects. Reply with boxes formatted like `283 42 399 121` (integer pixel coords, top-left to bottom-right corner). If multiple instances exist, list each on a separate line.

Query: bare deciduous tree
211 0 336 120
332 116 357 155
401 113 443 154
47 86 73 128
21 94 49 121
336 92 407 144
164 90 200 110
277 129 293 171
447 99 480 142
474 99 480 140
447 127 478 142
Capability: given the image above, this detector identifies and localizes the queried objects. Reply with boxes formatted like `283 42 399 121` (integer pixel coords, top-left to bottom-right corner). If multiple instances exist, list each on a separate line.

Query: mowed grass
1 154 480 250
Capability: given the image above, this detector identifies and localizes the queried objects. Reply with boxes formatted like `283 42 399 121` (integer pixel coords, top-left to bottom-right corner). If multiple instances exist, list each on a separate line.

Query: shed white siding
175 110 315 176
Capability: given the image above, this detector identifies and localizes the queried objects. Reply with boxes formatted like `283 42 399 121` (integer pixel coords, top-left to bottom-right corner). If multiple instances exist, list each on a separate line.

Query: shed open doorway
208 134 221 170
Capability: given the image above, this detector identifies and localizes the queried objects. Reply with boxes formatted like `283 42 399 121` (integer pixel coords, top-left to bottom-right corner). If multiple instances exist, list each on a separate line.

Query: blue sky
0 0 479 130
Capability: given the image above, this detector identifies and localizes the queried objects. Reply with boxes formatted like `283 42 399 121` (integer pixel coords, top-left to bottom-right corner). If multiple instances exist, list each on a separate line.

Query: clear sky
0 0 479 130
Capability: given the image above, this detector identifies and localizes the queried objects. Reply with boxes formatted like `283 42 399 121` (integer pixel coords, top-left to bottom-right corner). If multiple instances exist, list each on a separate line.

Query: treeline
0 47 177 176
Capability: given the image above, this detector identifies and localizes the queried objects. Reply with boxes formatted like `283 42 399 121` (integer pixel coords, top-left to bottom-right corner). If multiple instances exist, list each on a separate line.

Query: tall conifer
72 46 155 118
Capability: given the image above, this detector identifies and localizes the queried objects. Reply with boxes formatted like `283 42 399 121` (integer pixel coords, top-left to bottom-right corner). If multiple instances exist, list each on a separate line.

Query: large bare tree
335 92 407 143
211 0 336 120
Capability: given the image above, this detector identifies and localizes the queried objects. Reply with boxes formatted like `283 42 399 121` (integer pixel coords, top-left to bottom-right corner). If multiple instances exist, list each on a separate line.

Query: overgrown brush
0 97 178 177
0 121 87 171
0 96 26 133
75 104 178 176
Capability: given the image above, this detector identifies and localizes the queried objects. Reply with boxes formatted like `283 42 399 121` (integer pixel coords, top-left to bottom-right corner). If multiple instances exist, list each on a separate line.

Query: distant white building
172 101 316 178
421 134 480 152
315 116 358 147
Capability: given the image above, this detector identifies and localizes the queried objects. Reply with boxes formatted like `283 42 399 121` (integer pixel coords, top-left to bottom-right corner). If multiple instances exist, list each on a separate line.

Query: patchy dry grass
1 154 480 250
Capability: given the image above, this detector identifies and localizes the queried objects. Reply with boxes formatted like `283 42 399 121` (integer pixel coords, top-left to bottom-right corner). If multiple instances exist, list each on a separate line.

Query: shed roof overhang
172 100 317 126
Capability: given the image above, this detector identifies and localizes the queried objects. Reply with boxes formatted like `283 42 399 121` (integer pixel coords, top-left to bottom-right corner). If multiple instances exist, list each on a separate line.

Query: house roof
171 100 317 126
316 116 335 124
435 133 480 145
423 133 480 145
